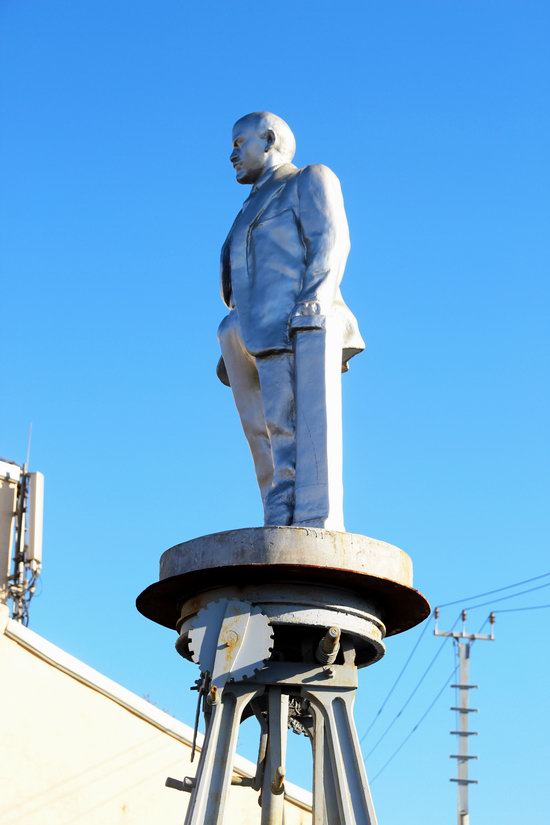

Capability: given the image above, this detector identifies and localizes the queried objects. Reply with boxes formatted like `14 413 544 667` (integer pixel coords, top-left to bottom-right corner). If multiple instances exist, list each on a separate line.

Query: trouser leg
256 353 296 525
218 313 274 505
293 321 344 530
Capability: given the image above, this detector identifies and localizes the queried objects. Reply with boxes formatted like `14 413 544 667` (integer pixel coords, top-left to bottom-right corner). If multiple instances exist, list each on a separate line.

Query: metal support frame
140 531 430 825
434 609 495 825
170 657 378 825
306 686 376 824
183 684 262 825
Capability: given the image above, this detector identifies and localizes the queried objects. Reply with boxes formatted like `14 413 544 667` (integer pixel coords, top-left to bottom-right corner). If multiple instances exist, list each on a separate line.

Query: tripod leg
251 698 269 791
184 685 259 825
305 687 377 825
310 702 343 825
261 687 289 825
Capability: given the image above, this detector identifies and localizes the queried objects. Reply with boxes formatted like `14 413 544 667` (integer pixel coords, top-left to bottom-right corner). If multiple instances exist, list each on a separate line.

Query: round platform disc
136 526 430 637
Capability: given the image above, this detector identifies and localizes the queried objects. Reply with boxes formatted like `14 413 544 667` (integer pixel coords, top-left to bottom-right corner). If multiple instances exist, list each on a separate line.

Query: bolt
322 626 341 652
316 626 341 665
224 629 239 646
271 766 285 795
165 776 196 793
206 684 219 705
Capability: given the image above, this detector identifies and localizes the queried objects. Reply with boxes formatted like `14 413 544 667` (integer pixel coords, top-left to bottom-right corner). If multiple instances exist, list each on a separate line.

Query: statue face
230 120 268 185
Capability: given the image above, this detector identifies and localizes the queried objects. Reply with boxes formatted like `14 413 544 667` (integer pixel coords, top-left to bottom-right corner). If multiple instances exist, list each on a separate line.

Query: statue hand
289 302 326 333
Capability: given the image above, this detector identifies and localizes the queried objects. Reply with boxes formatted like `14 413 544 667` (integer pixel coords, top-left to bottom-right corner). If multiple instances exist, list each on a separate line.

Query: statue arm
220 239 235 308
291 164 350 328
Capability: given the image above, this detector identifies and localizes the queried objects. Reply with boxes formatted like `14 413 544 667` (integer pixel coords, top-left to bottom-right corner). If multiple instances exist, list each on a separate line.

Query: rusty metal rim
136 563 430 637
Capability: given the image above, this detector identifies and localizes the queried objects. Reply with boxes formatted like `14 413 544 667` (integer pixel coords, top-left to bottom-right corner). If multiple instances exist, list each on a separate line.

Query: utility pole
434 608 495 825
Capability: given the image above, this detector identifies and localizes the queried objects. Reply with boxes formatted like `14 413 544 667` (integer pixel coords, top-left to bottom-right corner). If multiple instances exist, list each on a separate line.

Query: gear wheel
188 599 274 687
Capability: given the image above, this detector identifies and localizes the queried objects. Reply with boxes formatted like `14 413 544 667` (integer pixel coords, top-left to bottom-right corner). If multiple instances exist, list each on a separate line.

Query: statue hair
235 112 296 163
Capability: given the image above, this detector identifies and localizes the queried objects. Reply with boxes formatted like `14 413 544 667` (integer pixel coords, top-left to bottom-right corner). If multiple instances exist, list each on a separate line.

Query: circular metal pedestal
136 527 430 825
137 526 429 636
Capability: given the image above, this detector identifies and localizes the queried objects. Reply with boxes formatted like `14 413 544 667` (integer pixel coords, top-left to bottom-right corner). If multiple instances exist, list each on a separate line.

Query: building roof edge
2 613 312 810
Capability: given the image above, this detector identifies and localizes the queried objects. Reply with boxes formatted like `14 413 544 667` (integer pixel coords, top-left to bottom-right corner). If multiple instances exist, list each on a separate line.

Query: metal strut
167 599 379 825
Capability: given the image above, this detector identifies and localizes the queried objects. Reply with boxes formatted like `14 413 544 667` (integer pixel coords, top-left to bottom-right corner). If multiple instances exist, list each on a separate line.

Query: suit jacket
217 162 364 385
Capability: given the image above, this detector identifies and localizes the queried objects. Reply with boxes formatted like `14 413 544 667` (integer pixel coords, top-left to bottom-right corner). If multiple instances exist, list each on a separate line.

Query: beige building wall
0 606 312 825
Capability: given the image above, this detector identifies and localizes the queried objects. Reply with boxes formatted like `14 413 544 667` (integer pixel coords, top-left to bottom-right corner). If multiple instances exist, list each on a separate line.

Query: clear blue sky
2 1 549 822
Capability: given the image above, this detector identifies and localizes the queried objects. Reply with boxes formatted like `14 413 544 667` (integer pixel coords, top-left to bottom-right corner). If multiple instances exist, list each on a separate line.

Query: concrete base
136 527 429 640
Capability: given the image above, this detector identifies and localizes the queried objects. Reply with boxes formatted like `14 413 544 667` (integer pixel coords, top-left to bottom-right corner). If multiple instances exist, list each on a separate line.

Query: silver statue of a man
217 112 364 530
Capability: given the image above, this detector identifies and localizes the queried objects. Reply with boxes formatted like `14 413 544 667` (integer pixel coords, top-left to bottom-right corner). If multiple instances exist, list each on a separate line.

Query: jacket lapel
243 163 297 228
220 164 297 307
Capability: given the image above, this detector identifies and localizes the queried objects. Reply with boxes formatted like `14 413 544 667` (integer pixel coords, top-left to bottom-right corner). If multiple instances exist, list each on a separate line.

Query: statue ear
265 129 276 152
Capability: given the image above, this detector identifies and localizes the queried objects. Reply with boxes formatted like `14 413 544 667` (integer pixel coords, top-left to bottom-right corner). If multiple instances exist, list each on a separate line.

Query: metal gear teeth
188 600 274 677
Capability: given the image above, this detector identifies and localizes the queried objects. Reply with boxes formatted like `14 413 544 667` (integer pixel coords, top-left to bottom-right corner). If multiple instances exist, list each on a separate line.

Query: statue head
230 112 296 185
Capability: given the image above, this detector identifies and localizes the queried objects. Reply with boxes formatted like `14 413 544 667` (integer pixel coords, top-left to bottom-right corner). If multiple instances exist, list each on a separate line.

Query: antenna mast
0 457 44 624
434 608 495 825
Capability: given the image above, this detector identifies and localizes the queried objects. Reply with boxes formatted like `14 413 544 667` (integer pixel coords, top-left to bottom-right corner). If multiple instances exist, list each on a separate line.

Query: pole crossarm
434 631 493 641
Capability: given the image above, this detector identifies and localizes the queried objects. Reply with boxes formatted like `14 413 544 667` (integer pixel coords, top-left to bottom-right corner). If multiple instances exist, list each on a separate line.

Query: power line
436 571 550 609
364 613 460 759
360 614 432 742
369 614 495 788
370 663 458 785
473 615 490 637
364 579 548 782
494 603 550 614
460 581 550 611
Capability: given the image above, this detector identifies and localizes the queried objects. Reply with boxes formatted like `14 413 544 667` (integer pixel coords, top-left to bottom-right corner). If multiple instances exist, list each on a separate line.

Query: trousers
218 311 295 524
218 310 345 530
